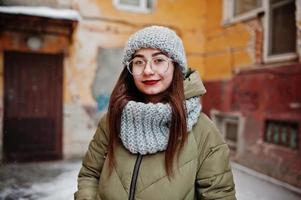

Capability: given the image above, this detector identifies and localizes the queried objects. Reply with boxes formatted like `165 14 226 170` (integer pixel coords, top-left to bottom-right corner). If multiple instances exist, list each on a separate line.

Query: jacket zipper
128 154 143 200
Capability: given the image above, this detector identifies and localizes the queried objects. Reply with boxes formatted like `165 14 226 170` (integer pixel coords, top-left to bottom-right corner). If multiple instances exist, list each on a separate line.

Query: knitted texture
122 25 188 74
120 97 201 155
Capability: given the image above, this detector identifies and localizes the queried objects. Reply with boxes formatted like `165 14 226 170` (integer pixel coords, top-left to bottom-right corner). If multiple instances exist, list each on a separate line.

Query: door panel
3 51 63 162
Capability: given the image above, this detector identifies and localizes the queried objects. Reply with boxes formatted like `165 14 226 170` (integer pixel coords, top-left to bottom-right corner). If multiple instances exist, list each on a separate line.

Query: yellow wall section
202 0 254 81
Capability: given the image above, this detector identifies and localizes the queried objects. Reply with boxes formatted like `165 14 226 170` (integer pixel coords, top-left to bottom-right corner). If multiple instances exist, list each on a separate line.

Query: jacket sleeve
195 114 236 200
74 115 109 200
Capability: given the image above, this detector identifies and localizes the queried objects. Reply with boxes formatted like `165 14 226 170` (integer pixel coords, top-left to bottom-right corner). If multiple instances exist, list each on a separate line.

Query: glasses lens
127 56 170 75
151 57 169 74
128 58 145 75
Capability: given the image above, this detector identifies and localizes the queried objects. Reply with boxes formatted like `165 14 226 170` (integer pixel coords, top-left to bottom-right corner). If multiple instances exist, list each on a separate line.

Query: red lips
142 80 159 85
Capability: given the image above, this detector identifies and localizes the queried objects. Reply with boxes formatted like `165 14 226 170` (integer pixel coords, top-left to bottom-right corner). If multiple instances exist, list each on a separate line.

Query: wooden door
3 51 63 162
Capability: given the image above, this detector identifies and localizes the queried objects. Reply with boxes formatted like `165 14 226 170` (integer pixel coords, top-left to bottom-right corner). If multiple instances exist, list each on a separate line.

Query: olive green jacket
75 71 236 200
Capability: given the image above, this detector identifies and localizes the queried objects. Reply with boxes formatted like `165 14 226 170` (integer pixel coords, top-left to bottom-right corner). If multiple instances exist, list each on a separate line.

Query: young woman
75 26 236 200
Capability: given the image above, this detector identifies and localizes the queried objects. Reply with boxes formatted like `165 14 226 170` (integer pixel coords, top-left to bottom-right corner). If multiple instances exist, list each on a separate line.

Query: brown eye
154 58 165 63
133 59 145 66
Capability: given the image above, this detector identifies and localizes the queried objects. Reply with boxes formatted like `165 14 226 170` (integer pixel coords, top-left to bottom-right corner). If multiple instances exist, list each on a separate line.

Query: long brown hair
107 63 187 176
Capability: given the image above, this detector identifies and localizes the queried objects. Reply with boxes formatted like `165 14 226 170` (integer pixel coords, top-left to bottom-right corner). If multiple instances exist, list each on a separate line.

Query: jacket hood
184 70 206 99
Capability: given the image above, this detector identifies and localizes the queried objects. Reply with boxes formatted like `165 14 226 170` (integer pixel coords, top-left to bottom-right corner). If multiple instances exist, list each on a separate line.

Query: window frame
211 110 245 153
263 0 297 63
222 0 264 25
113 0 152 13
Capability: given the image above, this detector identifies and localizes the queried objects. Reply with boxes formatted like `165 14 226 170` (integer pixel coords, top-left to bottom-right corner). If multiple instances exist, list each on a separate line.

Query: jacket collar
184 70 206 99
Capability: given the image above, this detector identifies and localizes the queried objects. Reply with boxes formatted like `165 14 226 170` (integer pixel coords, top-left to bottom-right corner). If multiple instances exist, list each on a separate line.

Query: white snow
232 163 301 200
0 6 81 21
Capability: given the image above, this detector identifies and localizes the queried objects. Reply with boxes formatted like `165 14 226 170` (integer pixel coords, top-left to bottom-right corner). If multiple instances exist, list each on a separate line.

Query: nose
143 60 155 75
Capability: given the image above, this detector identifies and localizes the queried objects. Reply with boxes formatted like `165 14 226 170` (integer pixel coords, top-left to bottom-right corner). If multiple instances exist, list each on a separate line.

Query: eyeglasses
126 56 172 76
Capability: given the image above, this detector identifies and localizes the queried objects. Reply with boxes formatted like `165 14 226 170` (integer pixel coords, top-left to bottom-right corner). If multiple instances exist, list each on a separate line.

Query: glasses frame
126 56 173 76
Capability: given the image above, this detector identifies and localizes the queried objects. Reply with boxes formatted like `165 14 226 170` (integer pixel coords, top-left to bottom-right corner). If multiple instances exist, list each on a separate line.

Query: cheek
133 76 143 90
164 66 174 88
163 75 173 89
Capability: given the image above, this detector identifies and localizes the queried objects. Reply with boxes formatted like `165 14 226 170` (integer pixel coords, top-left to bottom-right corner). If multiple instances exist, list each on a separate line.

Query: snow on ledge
0 6 81 21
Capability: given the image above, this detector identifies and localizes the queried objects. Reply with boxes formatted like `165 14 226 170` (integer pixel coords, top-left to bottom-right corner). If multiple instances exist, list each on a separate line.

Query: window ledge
113 6 151 13
264 52 297 64
222 7 264 26
113 0 152 14
233 61 300 75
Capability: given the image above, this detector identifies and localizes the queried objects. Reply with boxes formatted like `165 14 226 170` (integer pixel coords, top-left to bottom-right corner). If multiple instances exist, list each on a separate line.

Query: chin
143 90 161 95
138 86 161 95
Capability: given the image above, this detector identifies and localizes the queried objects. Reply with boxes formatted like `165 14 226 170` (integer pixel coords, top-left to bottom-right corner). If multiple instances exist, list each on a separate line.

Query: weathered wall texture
91 48 123 112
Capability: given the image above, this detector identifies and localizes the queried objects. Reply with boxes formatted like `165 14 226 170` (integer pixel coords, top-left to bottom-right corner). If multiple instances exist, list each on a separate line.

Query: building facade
201 0 301 189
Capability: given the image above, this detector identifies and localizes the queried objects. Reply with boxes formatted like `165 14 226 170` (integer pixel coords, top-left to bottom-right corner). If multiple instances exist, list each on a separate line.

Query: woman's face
131 48 174 102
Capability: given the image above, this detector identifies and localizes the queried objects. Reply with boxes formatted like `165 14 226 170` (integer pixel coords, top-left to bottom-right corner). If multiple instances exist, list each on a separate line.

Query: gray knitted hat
122 25 188 74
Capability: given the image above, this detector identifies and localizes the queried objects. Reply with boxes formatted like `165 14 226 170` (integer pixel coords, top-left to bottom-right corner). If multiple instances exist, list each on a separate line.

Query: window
211 111 244 152
113 0 154 13
264 0 297 62
223 0 263 24
234 0 262 16
223 0 297 63
264 120 299 149
224 118 239 150
225 120 238 143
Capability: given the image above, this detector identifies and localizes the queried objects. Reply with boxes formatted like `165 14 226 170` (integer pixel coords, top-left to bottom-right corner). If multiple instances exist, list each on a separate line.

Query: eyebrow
133 51 167 58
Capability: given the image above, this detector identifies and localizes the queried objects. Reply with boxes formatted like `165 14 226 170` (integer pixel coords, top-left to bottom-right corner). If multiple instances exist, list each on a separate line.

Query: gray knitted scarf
120 97 201 155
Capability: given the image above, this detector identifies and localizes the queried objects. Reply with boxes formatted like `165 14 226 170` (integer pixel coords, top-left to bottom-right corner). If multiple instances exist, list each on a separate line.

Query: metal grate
264 120 299 149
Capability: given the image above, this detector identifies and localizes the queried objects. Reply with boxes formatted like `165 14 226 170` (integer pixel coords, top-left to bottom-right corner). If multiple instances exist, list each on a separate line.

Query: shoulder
98 112 108 129
191 112 226 150
94 112 109 142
